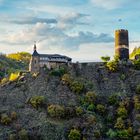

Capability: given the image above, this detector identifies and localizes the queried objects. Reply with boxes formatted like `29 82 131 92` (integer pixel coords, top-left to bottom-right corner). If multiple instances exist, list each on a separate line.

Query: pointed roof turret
32 42 39 56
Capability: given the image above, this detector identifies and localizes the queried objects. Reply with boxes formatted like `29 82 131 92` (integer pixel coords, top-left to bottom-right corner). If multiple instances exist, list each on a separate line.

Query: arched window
34 60 36 64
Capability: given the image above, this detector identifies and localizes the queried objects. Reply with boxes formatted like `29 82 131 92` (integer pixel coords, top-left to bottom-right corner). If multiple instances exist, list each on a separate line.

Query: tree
68 129 81 140
101 56 110 63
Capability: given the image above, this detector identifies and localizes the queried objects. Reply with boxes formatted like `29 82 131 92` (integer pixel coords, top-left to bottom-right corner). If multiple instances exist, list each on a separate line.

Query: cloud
90 0 125 10
11 17 57 25
1 22 114 51
57 12 90 29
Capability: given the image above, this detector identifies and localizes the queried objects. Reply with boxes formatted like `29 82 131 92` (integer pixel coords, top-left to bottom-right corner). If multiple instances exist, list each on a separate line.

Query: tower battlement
115 29 128 33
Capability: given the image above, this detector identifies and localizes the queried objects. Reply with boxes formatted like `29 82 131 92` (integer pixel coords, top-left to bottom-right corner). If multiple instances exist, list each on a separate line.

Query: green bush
87 104 95 111
120 74 126 80
117 106 127 118
96 104 105 114
9 134 17 140
94 130 101 138
85 91 96 104
50 67 66 77
108 94 119 105
133 59 140 70
106 60 118 72
101 56 110 63
18 129 29 140
0 77 9 85
136 114 140 122
70 81 84 94
68 129 81 140
61 74 72 85
0 114 12 125
106 129 117 139
117 130 129 139
11 111 17 120
135 102 140 111
76 107 83 116
29 96 45 108
136 85 140 94
84 81 94 91
86 115 96 125
48 104 65 118
133 95 139 103
114 117 125 129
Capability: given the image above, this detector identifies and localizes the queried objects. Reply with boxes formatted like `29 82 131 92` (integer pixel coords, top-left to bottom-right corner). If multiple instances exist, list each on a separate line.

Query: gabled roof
40 54 72 61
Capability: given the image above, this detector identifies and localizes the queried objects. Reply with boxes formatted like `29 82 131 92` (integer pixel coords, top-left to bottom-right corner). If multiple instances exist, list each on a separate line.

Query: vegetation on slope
130 46 140 59
0 62 140 140
0 52 31 80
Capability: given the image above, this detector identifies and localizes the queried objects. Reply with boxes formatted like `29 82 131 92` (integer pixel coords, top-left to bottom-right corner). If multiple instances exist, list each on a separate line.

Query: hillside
0 62 140 140
0 52 31 80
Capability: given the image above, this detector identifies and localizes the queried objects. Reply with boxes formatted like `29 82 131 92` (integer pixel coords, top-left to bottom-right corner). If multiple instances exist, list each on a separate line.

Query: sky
0 0 140 62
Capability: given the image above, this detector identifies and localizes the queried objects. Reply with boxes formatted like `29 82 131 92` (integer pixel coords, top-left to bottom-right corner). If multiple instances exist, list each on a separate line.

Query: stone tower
29 44 40 73
115 29 129 60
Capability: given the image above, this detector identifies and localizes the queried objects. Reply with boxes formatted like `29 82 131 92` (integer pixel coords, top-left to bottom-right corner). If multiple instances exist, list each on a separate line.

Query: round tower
115 29 129 60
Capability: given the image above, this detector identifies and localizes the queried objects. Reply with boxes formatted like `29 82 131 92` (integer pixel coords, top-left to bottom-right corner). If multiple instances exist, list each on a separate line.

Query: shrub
68 129 81 140
117 106 127 118
0 114 11 125
127 127 133 136
106 60 118 72
84 81 94 91
9 133 17 140
114 117 125 129
136 85 140 94
87 104 95 111
133 95 139 103
136 114 140 122
106 129 117 139
50 67 66 77
32 72 39 78
117 130 129 139
61 74 72 85
9 72 20 82
86 115 96 125
94 130 101 138
85 91 96 104
0 77 9 85
70 81 84 94
133 59 140 70
76 107 83 116
96 104 105 114
135 102 140 111
120 74 126 80
11 111 17 120
48 104 65 118
29 96 45 108
108 94 119 105
101 56 110 63
18 129 29 140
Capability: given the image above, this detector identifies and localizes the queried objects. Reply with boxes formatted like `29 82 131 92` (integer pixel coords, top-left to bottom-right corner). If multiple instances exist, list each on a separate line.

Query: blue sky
0 0 140 61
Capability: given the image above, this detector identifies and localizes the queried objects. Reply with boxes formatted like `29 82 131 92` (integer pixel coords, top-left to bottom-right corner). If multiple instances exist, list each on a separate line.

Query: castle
29 29 129 73
29 45 72 73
